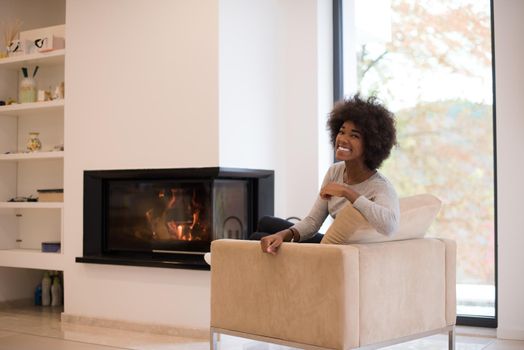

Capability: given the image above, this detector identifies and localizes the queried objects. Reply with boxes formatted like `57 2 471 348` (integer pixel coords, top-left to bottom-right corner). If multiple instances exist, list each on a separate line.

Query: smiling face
335 121 366 165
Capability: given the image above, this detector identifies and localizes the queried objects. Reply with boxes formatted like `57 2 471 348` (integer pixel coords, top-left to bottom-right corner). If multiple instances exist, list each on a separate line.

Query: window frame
332 0 498 328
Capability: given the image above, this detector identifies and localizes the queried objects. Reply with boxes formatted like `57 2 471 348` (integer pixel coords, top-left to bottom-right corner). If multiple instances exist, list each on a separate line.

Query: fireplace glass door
105 179 248 254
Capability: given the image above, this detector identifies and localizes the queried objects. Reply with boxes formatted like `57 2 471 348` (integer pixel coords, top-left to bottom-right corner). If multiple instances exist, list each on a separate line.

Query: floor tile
0 305 523 350
0 333 123 350
0 330 16 338
59 322 206 350
216 333 493 350
383 333 493 350
483 339 524 350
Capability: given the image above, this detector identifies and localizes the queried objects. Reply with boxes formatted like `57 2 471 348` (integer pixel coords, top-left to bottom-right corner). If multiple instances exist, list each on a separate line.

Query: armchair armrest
353 238 454 345
210 240 360 349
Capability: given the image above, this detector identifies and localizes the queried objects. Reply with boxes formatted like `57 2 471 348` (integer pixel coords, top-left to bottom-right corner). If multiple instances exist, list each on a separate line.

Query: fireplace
76 167 274 270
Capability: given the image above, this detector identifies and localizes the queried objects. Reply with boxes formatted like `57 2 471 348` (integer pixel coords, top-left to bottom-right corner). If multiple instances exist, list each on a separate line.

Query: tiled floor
0 305 522 350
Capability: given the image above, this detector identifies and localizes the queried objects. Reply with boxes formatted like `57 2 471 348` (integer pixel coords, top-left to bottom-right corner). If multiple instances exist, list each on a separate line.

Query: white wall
0 0 65 39
0 267 42 302
274 0 333 219
64 0 219 329
218 0 279 171
219 0 333 218
64 0 332 330
493 0 524 340
65 0 220 170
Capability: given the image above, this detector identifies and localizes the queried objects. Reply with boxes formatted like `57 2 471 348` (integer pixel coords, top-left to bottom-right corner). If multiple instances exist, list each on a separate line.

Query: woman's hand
260 230 291 255
320 182 360 202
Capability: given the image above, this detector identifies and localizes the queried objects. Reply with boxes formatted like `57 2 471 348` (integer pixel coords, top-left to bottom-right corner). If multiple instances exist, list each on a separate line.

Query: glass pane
212 179 249 240
342 0 495 317
106 180 212 251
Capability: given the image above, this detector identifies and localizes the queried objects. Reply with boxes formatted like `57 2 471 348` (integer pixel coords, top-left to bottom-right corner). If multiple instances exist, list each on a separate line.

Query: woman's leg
248 216 293 240
249 216 324 242
302 233 324 243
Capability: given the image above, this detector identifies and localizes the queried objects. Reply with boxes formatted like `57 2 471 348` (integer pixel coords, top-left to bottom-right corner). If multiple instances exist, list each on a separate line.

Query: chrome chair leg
448 327 456 350
210 328 218 350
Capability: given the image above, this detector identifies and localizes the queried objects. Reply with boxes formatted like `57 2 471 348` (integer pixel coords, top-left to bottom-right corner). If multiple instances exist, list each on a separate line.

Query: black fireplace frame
76 167 274 270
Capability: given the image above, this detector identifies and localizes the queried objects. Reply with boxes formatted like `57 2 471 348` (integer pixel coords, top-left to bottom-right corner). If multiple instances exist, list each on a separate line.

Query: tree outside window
342 0 495 317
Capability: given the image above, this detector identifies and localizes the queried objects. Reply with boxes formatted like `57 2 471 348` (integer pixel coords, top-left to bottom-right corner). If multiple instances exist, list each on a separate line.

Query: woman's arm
320 182 359 202
352 191 399 236
260 168 334 254
320 179 400 236
289 195 329 242
260 228 297 255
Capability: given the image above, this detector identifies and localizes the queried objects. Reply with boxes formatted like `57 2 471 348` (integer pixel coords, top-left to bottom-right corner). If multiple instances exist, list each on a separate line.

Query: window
335 0 496 326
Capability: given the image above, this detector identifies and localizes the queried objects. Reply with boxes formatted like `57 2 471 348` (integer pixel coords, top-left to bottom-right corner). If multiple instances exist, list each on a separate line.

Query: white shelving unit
0 248 64 270
0 49 64 69
0 48 65 268
0 150 64 161
0 202 64 209
0 99 64 116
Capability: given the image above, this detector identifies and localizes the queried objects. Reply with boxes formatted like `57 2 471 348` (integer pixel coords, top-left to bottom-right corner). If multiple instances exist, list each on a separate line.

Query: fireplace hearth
76 167 274 270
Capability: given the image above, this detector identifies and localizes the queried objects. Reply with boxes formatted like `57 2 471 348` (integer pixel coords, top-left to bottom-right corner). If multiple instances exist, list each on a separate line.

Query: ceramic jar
27 132 42 152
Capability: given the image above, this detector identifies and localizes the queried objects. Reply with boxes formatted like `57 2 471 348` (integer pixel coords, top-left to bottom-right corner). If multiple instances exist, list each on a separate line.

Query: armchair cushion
321 194 441 244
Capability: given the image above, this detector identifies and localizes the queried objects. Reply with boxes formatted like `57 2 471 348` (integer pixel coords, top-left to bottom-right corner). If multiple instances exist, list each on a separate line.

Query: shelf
0 25 65 274
0 249 64 270
0 99 64 117
0 151 64 161
0 49 65 70
0 202 63 209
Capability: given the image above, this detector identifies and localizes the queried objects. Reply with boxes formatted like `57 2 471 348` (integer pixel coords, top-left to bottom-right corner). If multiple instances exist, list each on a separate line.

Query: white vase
19 77 37 103
51 276 62 306
41 272 51 306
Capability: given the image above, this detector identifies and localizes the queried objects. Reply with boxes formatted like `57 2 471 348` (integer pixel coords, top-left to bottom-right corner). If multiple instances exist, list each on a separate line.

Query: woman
259 94 400 255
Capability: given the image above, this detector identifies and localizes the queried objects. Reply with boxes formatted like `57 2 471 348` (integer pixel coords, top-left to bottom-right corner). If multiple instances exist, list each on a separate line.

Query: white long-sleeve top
291 162 400 241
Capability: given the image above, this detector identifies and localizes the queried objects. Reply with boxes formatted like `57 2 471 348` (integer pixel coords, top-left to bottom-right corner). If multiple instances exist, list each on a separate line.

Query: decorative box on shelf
37 189 63 202
41 241 61 253
20 24 65 54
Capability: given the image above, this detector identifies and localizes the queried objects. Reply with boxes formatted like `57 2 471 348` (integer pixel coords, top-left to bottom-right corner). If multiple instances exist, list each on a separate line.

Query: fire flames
145 188 205 241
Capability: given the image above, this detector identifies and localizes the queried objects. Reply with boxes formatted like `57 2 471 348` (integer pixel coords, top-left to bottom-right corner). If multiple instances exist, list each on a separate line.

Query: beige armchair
210 238 456 349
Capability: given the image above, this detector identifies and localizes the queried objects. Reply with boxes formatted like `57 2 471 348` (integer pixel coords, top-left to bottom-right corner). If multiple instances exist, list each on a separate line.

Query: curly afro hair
327 94 397 170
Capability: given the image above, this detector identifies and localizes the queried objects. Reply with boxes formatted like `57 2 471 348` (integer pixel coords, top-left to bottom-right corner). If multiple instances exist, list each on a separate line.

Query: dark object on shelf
34 284 42 305
7 195 38 202
0 100 5 106
37 188 64 193
41 241 61 253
